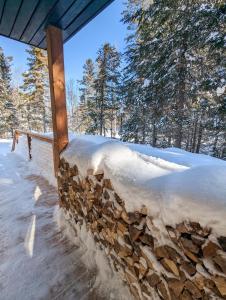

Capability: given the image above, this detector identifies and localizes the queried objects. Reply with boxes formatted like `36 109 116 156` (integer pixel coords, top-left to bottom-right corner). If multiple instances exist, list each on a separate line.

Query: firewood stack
58 158 226 300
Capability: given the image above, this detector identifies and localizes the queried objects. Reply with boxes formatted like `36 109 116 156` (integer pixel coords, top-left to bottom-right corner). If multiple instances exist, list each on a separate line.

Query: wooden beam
15 130 53 144
46 25 68 175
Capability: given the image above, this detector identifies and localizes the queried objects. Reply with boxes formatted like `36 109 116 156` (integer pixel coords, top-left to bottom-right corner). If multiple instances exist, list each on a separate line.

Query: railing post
27 134 32 160
46 25 69 176
11 130 19 152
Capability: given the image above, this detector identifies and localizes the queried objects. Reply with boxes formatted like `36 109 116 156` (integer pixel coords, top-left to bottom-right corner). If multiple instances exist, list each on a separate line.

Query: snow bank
14 135 56 186
14 134 29 160
62 134 226 236
31 139 56 186
0 139 12 155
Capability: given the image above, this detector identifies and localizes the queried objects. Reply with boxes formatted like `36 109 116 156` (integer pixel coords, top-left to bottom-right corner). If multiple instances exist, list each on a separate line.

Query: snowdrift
63 134 226 236
14 134 56 186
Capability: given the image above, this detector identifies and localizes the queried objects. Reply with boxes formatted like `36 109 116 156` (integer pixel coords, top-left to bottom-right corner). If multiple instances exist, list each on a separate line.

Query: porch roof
0 0 113 49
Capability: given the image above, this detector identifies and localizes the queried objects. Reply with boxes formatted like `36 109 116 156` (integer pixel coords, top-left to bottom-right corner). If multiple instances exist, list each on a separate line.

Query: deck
0 140 103 300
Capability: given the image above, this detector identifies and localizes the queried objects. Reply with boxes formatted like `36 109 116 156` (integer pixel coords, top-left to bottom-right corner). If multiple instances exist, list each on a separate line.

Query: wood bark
46 25 68 175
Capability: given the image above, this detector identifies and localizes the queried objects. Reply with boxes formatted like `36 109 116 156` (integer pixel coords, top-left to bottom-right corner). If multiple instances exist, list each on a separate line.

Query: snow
207 31 219 41
185 53 196 62
14 134 56 186
216 85 225 96
142 0 153 10
0 139 130 299
63 134 226 236
143 78 151 87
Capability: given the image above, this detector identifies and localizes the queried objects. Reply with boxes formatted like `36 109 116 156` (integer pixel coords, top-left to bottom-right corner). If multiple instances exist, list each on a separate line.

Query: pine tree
0 77 8 136
95 43 120 136
78 46 121 136
20 47 50 132
78 59 96 133
121 0 226 158
0 47 16 137
67 79 78 131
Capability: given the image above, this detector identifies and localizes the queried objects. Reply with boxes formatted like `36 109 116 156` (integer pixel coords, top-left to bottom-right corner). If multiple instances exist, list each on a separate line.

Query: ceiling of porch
0 0 113 49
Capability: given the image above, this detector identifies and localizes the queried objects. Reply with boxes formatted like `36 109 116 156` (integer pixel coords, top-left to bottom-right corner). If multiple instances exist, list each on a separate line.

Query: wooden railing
11 130 53 161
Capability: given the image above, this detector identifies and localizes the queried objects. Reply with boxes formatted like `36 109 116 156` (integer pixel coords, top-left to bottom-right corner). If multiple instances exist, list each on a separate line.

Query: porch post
46 25 68 175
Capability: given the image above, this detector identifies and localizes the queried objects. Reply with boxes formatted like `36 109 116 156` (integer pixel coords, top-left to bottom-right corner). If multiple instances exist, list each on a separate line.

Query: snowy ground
63 134 226 236
0 139 129 300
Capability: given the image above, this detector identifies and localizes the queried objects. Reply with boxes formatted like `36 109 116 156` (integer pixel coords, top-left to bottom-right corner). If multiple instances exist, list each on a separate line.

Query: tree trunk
152 121 157 147
167 134 171 147
191 118 198 152
212 132 219 157
134 128 139 144
142 114 146 143
27 104 31 131
110 117 113 138
175 38 187 149
220 135 226 159
175 123 183 148
185 132 190 151
195 123 203 153
100 105 103 136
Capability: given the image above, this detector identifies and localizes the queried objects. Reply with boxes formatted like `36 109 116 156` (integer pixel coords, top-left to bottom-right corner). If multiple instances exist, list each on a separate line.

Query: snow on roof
62 135 226 236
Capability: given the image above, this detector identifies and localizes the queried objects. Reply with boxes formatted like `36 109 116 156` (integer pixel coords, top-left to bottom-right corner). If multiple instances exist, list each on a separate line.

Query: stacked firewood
58 158 226 300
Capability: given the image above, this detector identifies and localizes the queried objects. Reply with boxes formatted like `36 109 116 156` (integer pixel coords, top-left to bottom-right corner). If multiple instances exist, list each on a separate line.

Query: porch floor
0 140 103 300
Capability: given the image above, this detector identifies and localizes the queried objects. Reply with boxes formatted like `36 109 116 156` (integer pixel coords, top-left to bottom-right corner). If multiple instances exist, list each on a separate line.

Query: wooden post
11 130 19 152
27 134 32 160
46 25 68 176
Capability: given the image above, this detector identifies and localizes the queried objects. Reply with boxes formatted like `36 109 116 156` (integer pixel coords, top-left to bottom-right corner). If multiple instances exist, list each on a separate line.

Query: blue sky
0 0 127 87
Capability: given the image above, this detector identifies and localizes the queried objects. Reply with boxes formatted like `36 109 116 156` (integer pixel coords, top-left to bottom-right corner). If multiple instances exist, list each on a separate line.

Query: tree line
0 46 50 137
0 0 225 159
76 0 225 158
125 0 225 157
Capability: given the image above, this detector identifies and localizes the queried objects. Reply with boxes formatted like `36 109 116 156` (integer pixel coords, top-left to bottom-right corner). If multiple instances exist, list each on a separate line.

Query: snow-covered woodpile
58 157 226 300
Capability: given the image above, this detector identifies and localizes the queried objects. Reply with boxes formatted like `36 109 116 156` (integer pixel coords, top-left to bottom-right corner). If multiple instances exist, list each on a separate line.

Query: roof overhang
0 0 114 49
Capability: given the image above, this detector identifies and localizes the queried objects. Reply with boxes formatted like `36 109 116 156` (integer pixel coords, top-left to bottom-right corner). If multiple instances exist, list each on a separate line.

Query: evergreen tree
95 43 120 136
0 76 8 136
121 0 226 158
78 59 96 133
0 47 16 137
67 79 78 131
78 45 121 136
20 47 50 132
